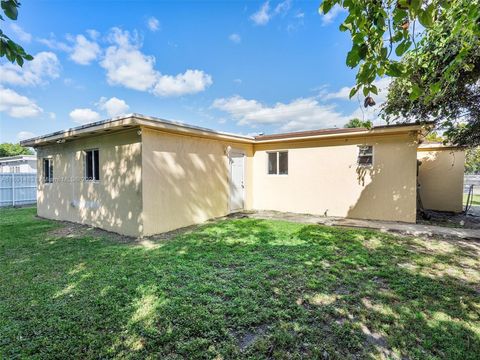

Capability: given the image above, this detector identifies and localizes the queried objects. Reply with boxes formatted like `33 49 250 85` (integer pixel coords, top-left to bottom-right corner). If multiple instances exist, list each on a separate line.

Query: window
358 145 373 166
43 158 53 183
85 149 100 181
267 151 288 175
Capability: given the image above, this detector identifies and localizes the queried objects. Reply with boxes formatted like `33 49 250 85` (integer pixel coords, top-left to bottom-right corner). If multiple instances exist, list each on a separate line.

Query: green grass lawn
464 193 480 206
1 207 479 359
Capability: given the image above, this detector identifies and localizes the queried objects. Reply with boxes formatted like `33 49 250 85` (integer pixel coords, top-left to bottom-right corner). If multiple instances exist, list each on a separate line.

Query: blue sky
0 0 389 144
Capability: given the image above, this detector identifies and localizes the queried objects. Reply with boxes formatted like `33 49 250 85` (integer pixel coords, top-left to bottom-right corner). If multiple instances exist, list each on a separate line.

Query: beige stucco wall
141 127 253 235
417 149 465 212
36 129 143 236
252 133 418 223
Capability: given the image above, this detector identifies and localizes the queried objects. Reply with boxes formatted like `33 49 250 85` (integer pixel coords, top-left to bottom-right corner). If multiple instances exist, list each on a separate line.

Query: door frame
228 150 246 212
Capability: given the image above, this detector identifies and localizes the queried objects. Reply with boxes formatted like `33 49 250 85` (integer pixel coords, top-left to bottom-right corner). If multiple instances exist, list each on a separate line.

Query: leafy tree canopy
0 0 33 66
344 118 373 128
465 147 480 174
424 131 444 143
319 0 480 147
0 143 33 157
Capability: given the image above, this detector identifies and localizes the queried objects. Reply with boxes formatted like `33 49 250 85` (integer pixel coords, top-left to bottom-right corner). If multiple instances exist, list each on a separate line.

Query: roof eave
254 124 423 144
20 114 255 147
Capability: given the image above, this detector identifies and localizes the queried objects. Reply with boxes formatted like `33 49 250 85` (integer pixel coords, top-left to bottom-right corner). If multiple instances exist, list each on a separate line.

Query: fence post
11 173 15 206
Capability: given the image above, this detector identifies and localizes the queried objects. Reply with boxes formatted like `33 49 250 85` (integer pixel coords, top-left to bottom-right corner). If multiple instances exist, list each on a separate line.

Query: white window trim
357 145 374 167
266 150 289 176
84 149 100 182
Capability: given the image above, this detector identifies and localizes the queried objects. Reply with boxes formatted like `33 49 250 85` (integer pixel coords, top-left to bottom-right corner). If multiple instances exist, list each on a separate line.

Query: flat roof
20 113 425 147
417 142 465 151
0 155 37 162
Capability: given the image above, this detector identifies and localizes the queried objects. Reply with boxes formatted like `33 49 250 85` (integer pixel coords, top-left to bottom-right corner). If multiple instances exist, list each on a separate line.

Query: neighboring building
0 155 37 173
21 114 465 237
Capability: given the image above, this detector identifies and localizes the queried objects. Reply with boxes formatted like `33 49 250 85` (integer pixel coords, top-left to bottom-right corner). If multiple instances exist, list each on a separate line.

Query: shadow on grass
1 208 479 359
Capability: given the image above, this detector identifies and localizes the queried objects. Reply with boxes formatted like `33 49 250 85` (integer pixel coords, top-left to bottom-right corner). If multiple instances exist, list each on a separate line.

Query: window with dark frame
267 151 288 175
43 158 53 183
85 149 100 181
358 145 373 166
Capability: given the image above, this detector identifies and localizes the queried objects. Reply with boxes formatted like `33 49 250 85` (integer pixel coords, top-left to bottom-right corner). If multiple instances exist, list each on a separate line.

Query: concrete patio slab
233 210 480 241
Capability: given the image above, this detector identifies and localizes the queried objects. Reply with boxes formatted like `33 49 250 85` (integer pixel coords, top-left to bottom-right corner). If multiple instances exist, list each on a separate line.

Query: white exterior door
230 153 245 211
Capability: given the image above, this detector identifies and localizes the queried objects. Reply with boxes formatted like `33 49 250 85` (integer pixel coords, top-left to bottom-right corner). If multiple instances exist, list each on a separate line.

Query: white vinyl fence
0 173 37 207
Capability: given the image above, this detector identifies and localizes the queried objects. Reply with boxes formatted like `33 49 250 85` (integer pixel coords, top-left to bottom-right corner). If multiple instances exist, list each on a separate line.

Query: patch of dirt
45 218 136 243
418 209 480 230
150 223 202 241
233 324 269 351
48 222 87 238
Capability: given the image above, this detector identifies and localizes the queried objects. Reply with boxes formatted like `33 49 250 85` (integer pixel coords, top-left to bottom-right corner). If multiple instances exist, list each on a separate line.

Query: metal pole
12 173 15 206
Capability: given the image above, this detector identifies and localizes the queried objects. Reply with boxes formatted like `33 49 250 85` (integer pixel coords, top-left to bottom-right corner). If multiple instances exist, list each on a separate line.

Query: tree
319 0 480 147
424 131 444 143
465 147 480 174
344 118 373 128
0 0 33 66
382 1 480 147
0 143 33 157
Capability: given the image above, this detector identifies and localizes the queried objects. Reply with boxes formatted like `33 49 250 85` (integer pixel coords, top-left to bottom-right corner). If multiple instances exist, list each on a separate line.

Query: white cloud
38 33 71 52
10 24 32 42
0 87 43 118
69 108 101 124
212 95 349 131
99 28 212 97
86 29 100 40
324 77 391 104
70 34 101 65
323 86 352 101
153 70 213 97
147 17 161 32
320 78 392 126
39 31 100 65
17 131 36 141
100 28 158 91
97 96 130 117
250 0 291 26
229 33 241 43
274 0 291 16
0 52 60 87
320 4 346 26
251 1 271 25
233 78 242 84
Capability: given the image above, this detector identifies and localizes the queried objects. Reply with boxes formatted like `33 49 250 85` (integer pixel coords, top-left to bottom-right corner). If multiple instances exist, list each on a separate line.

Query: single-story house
0 155 37 173
21 114 465 237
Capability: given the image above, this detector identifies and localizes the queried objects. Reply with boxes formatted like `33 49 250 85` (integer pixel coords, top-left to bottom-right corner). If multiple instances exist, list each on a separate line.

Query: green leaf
15 55 24 66
395 40 412 56
346 47 360 68
429 82 441 94
1 0 18 20
349 86 359 99
339 22 352 32
24 54 33 61
386 62 403 77
409 0 422 15
358 43 368 60
319 0 334 15
418 4 435 28
409 84 421 100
